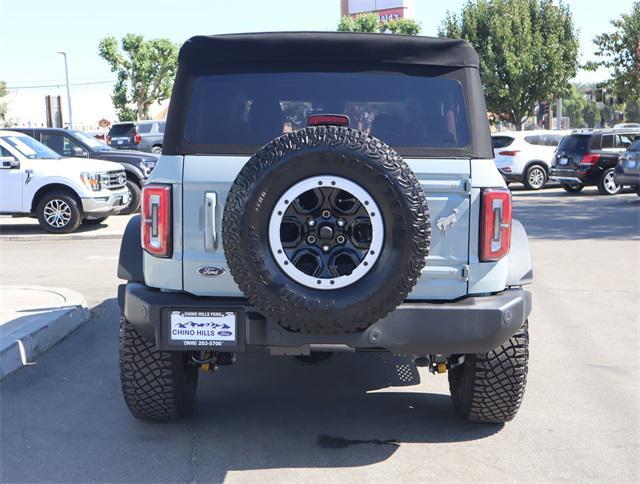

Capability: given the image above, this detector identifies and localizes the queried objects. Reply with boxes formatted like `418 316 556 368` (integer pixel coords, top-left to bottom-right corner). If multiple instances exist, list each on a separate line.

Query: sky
0 0 634 126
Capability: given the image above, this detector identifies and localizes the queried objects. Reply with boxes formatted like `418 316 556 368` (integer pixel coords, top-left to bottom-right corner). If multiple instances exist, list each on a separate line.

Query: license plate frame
162 308 245 351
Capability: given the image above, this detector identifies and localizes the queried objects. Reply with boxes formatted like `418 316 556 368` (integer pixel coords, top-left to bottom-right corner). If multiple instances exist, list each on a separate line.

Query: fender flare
523 159 549 174
117 215 143 283
507 219 533 286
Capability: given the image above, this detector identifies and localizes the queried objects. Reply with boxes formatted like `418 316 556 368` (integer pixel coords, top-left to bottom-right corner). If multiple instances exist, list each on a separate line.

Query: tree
439 0 579 130
562 84 601 128
338 13 421 35
98 34 179 121
0 81 8 122
589 2 640 104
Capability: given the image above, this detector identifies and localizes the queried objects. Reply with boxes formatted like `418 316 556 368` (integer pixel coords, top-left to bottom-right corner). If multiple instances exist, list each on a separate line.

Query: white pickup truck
0 130 130 233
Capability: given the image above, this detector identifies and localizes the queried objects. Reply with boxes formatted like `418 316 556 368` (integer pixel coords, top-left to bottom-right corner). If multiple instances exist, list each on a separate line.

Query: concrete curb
0 232 123 242
0 286 90 380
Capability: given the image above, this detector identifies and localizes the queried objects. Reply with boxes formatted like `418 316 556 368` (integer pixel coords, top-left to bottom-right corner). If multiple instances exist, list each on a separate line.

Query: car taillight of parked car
498 150 520 156
134 133 142 144
580 154 600 165
141 184 172 257
480 188 511 262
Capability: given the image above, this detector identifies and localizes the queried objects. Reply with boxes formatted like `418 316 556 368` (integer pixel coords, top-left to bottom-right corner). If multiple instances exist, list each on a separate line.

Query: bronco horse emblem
436 208 459 236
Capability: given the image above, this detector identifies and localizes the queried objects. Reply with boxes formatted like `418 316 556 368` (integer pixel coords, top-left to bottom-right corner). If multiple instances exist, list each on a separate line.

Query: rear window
492 136 514 149
109 124 135 136
184 72 470 150
558 134 590 152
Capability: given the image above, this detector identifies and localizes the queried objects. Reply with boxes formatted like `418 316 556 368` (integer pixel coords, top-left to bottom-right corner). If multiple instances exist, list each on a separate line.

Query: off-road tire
448 321 529 423
120 179 141 215
596 168 622 195
119 317 198 421
523 164 547 190
82 216 109 225
561 183 584 193
222 126 430 334
36 190 82 234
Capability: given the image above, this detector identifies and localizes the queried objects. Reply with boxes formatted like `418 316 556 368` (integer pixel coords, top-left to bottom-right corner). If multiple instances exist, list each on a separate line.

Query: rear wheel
448 321 529 423
523 164 547 190
561 183 584 193
597 168 622 195
151 146 162 155
120 179 141 215
36 191 82 234
119 318 198 421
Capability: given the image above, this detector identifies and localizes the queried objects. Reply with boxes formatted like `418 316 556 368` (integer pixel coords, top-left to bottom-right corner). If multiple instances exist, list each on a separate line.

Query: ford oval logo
198 266 225 277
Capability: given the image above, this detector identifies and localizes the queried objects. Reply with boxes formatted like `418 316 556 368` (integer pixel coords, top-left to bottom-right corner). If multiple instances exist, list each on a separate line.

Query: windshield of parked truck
74 131 112 151
1 135 62 160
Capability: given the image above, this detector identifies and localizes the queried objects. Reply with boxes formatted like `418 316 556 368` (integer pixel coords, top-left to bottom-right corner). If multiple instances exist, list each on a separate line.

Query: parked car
107 120 165 155
492 130 568 190
613 123 640 129
614 138 640 195
0 130 129 233
550 128 640 195
13 127 157 214
117 32 533 424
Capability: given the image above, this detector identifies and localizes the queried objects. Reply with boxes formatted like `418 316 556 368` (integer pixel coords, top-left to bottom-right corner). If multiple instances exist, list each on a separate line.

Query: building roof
179 31 479 69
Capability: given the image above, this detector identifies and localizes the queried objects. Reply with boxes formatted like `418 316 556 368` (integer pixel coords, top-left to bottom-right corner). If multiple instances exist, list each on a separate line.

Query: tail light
580 153 600 165
498 150 520 156
106 135 111 144
141 184 172 257
480 189 512 262
307 114 350 127
133 133 142 144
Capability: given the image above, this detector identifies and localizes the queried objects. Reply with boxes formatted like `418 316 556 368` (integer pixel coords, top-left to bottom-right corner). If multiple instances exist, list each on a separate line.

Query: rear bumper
550 166 600 185
119 282 532 355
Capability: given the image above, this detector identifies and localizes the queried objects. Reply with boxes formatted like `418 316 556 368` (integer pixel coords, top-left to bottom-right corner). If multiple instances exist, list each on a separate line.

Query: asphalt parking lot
0 187 638 483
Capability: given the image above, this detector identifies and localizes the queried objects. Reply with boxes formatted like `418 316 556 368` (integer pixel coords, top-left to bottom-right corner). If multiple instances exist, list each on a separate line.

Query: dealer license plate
169 310 237 347
559 157 568 165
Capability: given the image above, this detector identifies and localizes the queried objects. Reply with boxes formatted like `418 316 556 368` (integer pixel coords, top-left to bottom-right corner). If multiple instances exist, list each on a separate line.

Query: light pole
57 51 73 128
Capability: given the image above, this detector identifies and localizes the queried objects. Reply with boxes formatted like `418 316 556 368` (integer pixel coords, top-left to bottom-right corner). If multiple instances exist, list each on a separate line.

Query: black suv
107 120 165 154
550 129 640 195
13 127 157 214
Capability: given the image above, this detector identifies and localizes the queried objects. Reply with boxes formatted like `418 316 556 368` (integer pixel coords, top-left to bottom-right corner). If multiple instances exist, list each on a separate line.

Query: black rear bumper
119 283 532 355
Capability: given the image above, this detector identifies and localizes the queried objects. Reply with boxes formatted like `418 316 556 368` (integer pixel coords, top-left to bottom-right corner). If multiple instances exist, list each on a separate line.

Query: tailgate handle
204 192 217 251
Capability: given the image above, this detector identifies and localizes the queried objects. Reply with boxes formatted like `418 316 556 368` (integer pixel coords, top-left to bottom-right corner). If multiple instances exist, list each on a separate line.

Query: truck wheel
120 180 141 215
36 191 82 234
448 321 529 423
597 168 622 195
561 183 584 193
523 164 547 190
119 317 198 421
222 126 431 334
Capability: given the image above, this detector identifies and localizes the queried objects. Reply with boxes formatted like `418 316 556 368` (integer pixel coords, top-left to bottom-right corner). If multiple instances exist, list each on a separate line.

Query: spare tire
222 126 430 334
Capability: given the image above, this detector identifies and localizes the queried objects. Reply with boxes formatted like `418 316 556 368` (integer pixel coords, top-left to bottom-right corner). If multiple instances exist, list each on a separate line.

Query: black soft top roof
179 31 479 68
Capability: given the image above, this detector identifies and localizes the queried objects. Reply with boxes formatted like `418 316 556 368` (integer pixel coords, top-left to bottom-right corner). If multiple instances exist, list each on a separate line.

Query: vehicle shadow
1 298 501 483
0 220 108 236
512 190 640 240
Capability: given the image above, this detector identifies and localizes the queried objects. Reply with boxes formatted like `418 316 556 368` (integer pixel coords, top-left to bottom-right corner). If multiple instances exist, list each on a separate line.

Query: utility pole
57 51 73 129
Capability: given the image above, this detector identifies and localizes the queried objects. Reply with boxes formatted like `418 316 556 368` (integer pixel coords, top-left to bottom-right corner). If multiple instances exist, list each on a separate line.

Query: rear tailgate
181 156 471 300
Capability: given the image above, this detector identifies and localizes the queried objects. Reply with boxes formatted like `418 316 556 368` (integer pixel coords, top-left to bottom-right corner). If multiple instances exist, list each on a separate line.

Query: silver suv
116 32 533 423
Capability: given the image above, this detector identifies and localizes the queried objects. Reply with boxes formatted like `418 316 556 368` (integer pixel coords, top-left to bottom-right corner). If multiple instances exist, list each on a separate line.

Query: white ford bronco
0 130 130 233
117 32 533 424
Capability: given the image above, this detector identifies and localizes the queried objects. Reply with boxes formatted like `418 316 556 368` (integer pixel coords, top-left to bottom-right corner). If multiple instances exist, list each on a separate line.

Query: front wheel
597 168 622 195
448 321 529 423
523 165 547 190
120 180 141 215
119 318 198 421
36 191 82 234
